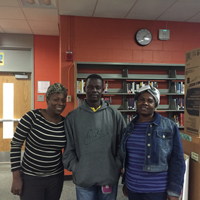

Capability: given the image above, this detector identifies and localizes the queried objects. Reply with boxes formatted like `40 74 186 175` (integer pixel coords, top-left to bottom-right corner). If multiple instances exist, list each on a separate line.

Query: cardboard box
181 135 200 200
184 47 200 136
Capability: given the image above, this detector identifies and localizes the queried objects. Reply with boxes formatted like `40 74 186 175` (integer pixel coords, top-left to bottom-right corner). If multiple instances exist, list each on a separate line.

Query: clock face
135 29 152 46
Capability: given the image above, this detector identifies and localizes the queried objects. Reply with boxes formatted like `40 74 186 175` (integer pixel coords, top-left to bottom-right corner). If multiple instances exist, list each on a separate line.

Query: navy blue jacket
121 112 185 196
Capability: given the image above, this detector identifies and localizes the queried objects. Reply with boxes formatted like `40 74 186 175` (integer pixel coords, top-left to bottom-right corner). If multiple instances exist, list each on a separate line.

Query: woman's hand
11 170 23 196
122 184 128 198
167 195 179 200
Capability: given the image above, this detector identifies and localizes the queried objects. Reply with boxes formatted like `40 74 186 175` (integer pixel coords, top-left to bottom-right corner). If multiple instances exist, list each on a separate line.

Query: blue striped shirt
125 121 168 193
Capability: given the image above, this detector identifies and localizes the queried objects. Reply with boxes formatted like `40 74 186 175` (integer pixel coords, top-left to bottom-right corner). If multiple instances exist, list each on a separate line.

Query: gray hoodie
62 100 126 187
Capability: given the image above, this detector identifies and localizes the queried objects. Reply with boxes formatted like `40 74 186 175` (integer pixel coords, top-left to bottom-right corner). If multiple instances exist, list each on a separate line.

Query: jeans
76 184 118 200
127 188 168 200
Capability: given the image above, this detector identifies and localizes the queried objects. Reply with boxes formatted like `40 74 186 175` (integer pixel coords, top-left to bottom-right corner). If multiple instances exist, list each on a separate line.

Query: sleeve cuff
167 191 180 197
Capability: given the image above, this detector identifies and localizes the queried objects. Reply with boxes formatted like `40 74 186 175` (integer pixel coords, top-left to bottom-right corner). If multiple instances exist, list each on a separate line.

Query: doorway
0 73 31 153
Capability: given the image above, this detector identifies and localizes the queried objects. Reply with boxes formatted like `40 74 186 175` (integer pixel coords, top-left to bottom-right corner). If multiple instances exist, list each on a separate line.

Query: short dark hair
85 74 104 87
46 82 67 100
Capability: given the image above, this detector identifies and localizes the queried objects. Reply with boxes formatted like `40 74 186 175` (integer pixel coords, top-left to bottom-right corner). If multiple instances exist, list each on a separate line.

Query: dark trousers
127 188 168 200
20 173 64 200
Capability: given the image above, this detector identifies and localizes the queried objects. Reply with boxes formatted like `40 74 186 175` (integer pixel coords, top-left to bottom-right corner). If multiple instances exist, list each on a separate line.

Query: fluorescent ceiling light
20 0 56 8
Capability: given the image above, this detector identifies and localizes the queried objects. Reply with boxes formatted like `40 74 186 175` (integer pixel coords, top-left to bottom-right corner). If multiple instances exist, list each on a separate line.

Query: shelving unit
75 62 185 127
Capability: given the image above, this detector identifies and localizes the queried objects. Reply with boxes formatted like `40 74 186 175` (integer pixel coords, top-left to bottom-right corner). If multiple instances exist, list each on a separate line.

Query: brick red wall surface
34 35 59 109
34 17 200 113
59 16 200 112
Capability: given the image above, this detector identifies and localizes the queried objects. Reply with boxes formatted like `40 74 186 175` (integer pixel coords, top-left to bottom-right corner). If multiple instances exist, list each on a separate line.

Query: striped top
10 109 66 177
125 121 168 193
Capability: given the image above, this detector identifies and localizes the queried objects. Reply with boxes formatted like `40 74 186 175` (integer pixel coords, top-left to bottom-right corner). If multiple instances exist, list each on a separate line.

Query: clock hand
143 33 148 40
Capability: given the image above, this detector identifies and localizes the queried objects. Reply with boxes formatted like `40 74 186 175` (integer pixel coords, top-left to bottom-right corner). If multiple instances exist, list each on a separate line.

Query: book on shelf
131 82 135 94
126 114 135 124
81 79 85 93
104 81 108 93
77 80 80 93
77 79 85 93
173 114 179 127
175 98 184 110
180 113 184 127
126 83 132 93
77 97 85 106
101 97 112 103
175 82 185 94
172 113 184 127
180 82 184 94
128 98 135 110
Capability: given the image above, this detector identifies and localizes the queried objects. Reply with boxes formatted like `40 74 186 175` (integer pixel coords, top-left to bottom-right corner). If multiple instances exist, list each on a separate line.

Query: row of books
77 80 109 93
173 98 184 110
126 81 158 94
174 82 185 94
173 113 184 127
77 79 185 95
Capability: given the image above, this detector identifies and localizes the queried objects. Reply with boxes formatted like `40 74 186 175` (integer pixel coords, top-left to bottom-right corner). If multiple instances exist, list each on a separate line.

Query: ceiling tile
22 8 58 21
0 27 5 33
59 0 96 10
0 7 25 20
187 12 200 22
94 0 137 18
0 0 199 36
0 0 20 7
59 9 93 16
157 2 200 21
178 0 200 2
59 0 96 16
28 20 58 31
3 28 32 34
0 19 30 29
32 29 59 36
126 0 177 20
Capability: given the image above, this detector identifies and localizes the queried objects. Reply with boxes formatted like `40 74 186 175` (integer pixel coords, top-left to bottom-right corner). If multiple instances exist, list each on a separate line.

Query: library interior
1 0 200 200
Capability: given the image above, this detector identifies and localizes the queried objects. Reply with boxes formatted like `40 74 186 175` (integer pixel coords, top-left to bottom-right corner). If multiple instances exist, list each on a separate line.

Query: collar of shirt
90 105 101 112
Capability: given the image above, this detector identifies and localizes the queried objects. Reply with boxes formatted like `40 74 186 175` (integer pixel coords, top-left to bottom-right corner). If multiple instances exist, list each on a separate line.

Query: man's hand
122 184 128 198
167 195 179 200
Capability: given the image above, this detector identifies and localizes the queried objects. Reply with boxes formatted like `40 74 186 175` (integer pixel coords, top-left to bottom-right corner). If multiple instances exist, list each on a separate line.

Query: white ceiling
0 0 200 36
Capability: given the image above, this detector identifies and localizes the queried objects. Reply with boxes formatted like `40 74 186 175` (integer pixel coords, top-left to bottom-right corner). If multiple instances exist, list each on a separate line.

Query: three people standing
10 77 185 200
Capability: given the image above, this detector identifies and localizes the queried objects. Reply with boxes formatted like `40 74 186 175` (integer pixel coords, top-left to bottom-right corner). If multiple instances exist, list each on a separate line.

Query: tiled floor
0 163 127 200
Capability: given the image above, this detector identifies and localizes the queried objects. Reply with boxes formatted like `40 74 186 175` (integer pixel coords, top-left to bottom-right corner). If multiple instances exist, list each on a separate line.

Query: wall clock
135 29 152 46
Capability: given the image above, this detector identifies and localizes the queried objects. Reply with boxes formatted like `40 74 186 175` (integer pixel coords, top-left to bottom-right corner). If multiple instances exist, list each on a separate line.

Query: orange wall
34 35 60 109
34 16 200 177
59 16 200 113
34 17 200 111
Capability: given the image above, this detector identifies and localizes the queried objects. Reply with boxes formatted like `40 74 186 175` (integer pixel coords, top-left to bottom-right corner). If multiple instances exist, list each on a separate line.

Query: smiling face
136 91 156 117
84 78 103 104
46 92 66 115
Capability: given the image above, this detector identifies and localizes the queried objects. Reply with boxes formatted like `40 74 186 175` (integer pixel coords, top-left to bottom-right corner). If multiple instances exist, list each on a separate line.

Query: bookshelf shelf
119 110 184 112
77 92 184 96
75 62 185 126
